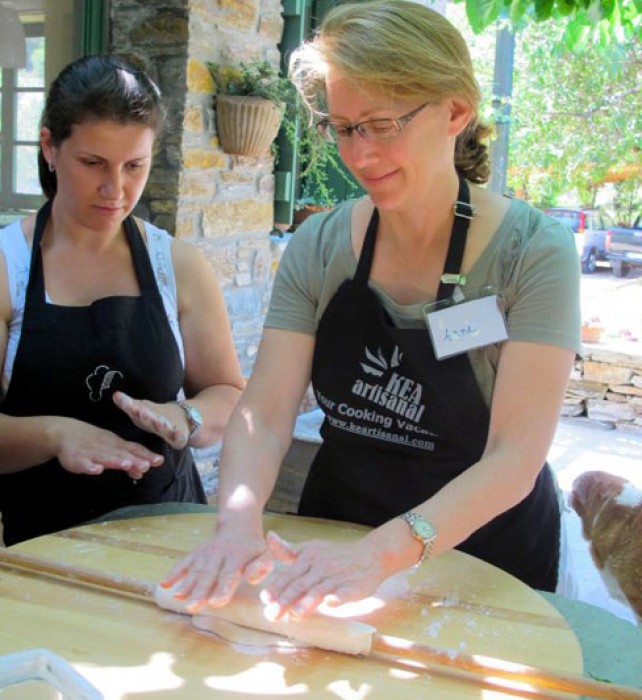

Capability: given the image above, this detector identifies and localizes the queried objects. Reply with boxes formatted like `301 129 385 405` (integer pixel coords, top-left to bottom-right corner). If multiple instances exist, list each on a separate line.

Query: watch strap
399 510 436 565
175 400 202 439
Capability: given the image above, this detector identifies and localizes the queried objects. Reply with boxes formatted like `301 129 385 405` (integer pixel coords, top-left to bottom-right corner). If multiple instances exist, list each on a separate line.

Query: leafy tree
449 5 642 214
508 21 641 209
457 0 641 48
612 178 642 225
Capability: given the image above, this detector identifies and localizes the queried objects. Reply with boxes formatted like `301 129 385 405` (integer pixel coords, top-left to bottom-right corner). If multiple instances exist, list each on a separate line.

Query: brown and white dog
570 470 642 623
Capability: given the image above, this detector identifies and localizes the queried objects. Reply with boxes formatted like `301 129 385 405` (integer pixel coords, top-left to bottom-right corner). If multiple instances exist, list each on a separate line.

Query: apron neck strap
354 172 474 300
436 172 473 301
354 208 379 284
25 203 158 303
122 215 162 295
26 200 53 302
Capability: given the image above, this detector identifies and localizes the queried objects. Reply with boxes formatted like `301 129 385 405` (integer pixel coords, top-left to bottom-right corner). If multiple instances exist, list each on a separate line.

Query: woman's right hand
161 527 271 611
51 416 164 479
160 328 317 611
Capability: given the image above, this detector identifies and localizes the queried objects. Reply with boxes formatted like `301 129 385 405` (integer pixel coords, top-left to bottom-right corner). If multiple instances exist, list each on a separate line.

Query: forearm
420 447 540 551
185 383 243 449
212 328 314 537
215 402 293 536
366 445 545 575
373 342 574 567
0 413 62 472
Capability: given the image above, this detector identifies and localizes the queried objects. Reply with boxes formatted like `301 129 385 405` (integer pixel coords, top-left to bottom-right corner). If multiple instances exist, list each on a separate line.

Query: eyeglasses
316 101 433 143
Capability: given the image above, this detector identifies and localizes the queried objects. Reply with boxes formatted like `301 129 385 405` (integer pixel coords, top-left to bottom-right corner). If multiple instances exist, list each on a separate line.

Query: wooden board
0 512 583 699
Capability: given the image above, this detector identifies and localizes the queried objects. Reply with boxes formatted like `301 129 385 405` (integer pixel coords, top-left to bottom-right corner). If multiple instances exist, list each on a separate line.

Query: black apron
0 202 206 546
300 176 560 591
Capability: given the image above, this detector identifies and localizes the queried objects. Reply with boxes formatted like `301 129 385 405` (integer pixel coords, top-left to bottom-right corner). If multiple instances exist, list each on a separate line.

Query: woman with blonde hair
166 0 580 614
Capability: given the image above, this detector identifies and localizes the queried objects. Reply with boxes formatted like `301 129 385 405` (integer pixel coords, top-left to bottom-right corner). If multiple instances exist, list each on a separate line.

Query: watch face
414 519 436 540
188 405 203 428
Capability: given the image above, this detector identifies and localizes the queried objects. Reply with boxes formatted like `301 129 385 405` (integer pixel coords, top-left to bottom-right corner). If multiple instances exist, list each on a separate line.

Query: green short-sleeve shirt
266 196 582 406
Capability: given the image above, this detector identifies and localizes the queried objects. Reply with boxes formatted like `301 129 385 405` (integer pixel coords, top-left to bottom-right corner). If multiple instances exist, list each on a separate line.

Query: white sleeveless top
0 218 184 395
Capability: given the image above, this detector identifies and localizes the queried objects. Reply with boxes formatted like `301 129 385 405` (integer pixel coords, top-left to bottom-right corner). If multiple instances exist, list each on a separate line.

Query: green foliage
458 0 641 47
612 179 642 226
283 110 359 208
448 3 641 210
507 20 642 208
207 60 356 208
206 60 294 103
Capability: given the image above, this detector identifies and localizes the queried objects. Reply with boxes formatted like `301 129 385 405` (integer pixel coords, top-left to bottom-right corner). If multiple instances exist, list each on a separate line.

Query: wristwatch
399 511 437 565
175 400 203 440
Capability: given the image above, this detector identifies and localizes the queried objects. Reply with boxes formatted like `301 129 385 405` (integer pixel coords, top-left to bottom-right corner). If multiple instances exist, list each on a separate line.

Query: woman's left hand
113 391 188 449
260 531 389 619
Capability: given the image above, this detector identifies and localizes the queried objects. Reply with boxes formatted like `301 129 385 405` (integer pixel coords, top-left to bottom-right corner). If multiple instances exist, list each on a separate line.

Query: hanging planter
207 61 290 157
216 95 284 157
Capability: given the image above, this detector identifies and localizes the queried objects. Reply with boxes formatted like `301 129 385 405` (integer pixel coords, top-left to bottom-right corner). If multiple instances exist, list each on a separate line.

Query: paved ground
581 265 642 348
550 416 642 626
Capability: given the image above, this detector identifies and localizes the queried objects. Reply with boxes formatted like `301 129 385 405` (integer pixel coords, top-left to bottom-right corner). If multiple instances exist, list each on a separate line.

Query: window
0 22 46 215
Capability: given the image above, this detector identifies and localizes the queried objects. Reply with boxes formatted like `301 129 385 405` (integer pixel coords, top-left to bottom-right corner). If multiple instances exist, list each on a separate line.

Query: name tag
424 294 508 360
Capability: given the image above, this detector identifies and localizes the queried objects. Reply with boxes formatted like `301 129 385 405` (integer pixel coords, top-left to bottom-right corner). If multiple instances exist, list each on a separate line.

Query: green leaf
598 17 612 41
600 0 616 19
534 0 555 19
466 0 503 32
563 16 593 48
555 0 578 17
508 0 532 22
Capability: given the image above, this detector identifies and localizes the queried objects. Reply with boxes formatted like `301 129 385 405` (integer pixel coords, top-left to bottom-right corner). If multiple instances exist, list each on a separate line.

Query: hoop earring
48 161 55 173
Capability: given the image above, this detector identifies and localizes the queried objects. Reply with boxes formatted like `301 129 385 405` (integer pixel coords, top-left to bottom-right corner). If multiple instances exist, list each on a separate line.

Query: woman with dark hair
0 55 244 546
166 0 581 613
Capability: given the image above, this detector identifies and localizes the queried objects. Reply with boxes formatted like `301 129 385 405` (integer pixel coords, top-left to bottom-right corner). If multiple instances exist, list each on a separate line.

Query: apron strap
123 215 166 302
25 204 162 305
353 172 474 300
25 200 53 304
436 173 473 301
354 207 379 284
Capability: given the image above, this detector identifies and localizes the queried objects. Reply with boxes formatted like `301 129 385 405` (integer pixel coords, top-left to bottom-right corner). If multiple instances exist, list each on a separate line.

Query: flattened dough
155 582 376 656
192 614 306 649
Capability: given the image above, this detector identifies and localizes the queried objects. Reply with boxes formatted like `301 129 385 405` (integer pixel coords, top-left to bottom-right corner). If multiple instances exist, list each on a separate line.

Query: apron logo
359 345 402 376
86 365 124 402
352 345 426 423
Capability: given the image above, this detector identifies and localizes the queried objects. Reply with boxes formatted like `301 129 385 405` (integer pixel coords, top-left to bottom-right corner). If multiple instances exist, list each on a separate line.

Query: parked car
545 207 615 273
605 216 642 277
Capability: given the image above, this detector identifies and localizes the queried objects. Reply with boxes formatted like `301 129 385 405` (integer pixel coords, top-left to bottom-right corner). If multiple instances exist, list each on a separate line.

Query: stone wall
108 0 284 377
109 0 188 232
563 347 642 433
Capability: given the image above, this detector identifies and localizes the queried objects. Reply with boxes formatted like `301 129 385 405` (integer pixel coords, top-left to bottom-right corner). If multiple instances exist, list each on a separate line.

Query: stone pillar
108 0 285 377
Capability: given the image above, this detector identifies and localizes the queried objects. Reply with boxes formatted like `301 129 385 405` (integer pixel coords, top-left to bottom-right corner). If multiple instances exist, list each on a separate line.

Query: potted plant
207 60 291 157
581 316 604 343
284 108 361 226
208 60 360 219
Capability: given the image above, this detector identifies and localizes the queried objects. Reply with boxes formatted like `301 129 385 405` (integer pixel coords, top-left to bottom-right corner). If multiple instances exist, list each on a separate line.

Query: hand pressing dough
155 582 376 656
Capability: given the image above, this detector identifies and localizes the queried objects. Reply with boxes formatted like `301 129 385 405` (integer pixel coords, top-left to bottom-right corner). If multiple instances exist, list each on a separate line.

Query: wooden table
0 510 583 699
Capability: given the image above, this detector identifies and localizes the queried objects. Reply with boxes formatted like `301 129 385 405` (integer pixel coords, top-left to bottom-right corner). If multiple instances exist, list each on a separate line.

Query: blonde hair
289 0 491 183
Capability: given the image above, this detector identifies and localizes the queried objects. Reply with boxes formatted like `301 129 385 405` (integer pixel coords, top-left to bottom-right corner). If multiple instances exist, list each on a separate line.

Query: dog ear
569 489 588 537
570 473 597 538
570 471 626 538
